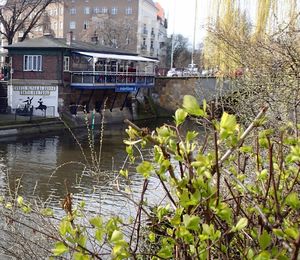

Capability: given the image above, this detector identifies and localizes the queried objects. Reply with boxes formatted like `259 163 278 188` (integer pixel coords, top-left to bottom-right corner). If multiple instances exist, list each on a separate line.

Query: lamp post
191 0 198 66
170 0 176 69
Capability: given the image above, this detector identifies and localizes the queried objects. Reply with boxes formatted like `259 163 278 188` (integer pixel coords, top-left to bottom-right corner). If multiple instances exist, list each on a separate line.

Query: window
70 21 76 29
64 56 70 71
24 55 42 71
83 20 89 30
111 7 117 15
102 7 108 14
53 9 57 16
143 24 147 34
84 6 90 14
70 7 76 15
53 22 57 30
93 7 100 14
150 40 154 49
59 7 63 15
125 7 132 15
59 21 63 30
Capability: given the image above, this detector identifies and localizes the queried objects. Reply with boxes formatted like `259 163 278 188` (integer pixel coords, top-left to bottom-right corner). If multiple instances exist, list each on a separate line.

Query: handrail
70 70 155 86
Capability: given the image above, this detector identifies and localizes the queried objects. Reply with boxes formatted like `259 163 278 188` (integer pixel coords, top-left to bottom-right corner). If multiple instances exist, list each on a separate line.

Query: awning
74 51 159 63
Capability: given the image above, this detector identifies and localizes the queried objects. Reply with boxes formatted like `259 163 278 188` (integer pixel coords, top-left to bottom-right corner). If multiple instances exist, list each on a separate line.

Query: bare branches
0 0 57 44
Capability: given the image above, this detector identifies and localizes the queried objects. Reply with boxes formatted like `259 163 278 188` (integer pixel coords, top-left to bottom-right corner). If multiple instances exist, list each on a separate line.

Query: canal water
0 120 169 218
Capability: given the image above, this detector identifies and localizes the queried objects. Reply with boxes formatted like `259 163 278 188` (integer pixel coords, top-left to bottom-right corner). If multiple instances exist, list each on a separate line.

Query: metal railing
71 71 155 86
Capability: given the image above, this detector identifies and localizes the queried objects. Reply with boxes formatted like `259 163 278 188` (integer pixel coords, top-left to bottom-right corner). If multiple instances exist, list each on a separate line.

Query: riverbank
0 113 65 138
0 111 170 139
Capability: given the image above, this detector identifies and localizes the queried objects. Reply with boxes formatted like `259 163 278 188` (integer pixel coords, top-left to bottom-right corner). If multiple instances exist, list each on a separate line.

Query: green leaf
5 202 12 209
239 145 253 153
136 161 154 178
174 108 188 126
186 131 198 142
258 230 271 250
234 218 248 231
157 245 173 259
40 208 54 217
52 242 69 256
95 228 104 242
149 232 156 242
183 214 200 231
22 206 31 213
59 220 72 236
220 112 237 139
255 250 271 260
89 216 103 228
119 169 128 178
285 227 299 240
73 252 89 260
215 204 232 223
182 95 204 116
17 196 24 206
110 230 123 243
285 192 300 209
156 125 173 138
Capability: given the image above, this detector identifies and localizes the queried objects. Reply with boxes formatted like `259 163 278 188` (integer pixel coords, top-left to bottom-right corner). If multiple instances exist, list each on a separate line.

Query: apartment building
35 0 167 64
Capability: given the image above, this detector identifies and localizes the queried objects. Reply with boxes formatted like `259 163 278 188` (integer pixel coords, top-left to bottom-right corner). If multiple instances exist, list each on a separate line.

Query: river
0 120 169 218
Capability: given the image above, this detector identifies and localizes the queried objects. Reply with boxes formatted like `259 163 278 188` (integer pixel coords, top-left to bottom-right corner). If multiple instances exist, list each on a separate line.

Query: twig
215 106 268 173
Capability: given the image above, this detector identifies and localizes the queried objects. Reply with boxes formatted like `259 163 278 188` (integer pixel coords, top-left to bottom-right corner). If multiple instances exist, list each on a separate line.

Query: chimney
66 31 73 45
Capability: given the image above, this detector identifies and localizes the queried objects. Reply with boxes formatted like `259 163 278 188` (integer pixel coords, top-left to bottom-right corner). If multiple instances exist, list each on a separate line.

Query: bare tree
166 34 191 68
0 0 57 45
79 14 136 51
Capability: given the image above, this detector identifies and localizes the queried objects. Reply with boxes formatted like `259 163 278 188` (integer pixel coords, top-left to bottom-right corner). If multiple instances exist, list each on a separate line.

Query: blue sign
116 86 137 92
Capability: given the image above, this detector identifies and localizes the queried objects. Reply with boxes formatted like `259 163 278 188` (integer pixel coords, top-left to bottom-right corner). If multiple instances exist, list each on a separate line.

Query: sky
156 0 209 44
156 0 300 44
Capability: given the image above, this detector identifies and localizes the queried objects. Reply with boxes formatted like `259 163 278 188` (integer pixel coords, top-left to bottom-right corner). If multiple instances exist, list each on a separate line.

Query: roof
4 35 138 56
76 51 159 62
155 2 165 19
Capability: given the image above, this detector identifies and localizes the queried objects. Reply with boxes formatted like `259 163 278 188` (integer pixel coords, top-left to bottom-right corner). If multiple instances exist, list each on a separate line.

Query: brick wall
12 54 63 81
152 77 231 112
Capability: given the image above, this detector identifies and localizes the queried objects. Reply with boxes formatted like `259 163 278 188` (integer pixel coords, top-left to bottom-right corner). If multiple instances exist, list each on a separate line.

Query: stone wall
152 77 231 112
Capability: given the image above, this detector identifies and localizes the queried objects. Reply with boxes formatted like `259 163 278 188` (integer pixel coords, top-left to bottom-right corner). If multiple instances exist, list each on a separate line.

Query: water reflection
0 122 166 217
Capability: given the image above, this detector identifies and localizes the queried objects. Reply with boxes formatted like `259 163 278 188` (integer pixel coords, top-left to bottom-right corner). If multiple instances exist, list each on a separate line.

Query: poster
9 85 59 117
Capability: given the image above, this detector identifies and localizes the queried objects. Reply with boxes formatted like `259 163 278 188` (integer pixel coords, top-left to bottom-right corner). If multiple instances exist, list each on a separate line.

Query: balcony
70 70 155 91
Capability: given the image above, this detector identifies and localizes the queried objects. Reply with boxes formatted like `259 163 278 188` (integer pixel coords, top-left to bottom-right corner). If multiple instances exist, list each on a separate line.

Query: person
95 59 101 83
23 97 33 109
36 98 47 111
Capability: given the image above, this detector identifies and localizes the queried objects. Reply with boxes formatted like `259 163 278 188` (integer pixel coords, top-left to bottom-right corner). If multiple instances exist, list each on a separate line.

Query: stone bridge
152 76 231 112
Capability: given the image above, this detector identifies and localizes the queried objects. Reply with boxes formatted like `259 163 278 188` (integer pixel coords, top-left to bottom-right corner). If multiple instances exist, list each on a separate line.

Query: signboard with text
10 85 59 117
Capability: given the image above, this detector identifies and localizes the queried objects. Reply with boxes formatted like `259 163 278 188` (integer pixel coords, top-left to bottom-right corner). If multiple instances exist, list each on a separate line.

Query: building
32 0 167 63
0 1 167 69
4 35 157 117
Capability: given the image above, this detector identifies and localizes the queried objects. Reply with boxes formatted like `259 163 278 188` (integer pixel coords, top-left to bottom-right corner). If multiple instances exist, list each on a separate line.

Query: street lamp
191 0 198 66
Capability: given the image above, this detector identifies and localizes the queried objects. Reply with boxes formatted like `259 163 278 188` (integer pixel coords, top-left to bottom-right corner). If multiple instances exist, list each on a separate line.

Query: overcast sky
156 0 209 44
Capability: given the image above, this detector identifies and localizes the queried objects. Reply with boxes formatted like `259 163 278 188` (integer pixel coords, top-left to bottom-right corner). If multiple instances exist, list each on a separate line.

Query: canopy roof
75 51 159 63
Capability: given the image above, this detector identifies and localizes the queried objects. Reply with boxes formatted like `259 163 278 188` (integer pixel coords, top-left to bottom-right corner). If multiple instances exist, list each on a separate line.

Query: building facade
35 0 167 64
0 1 167 68
5 35 157 117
